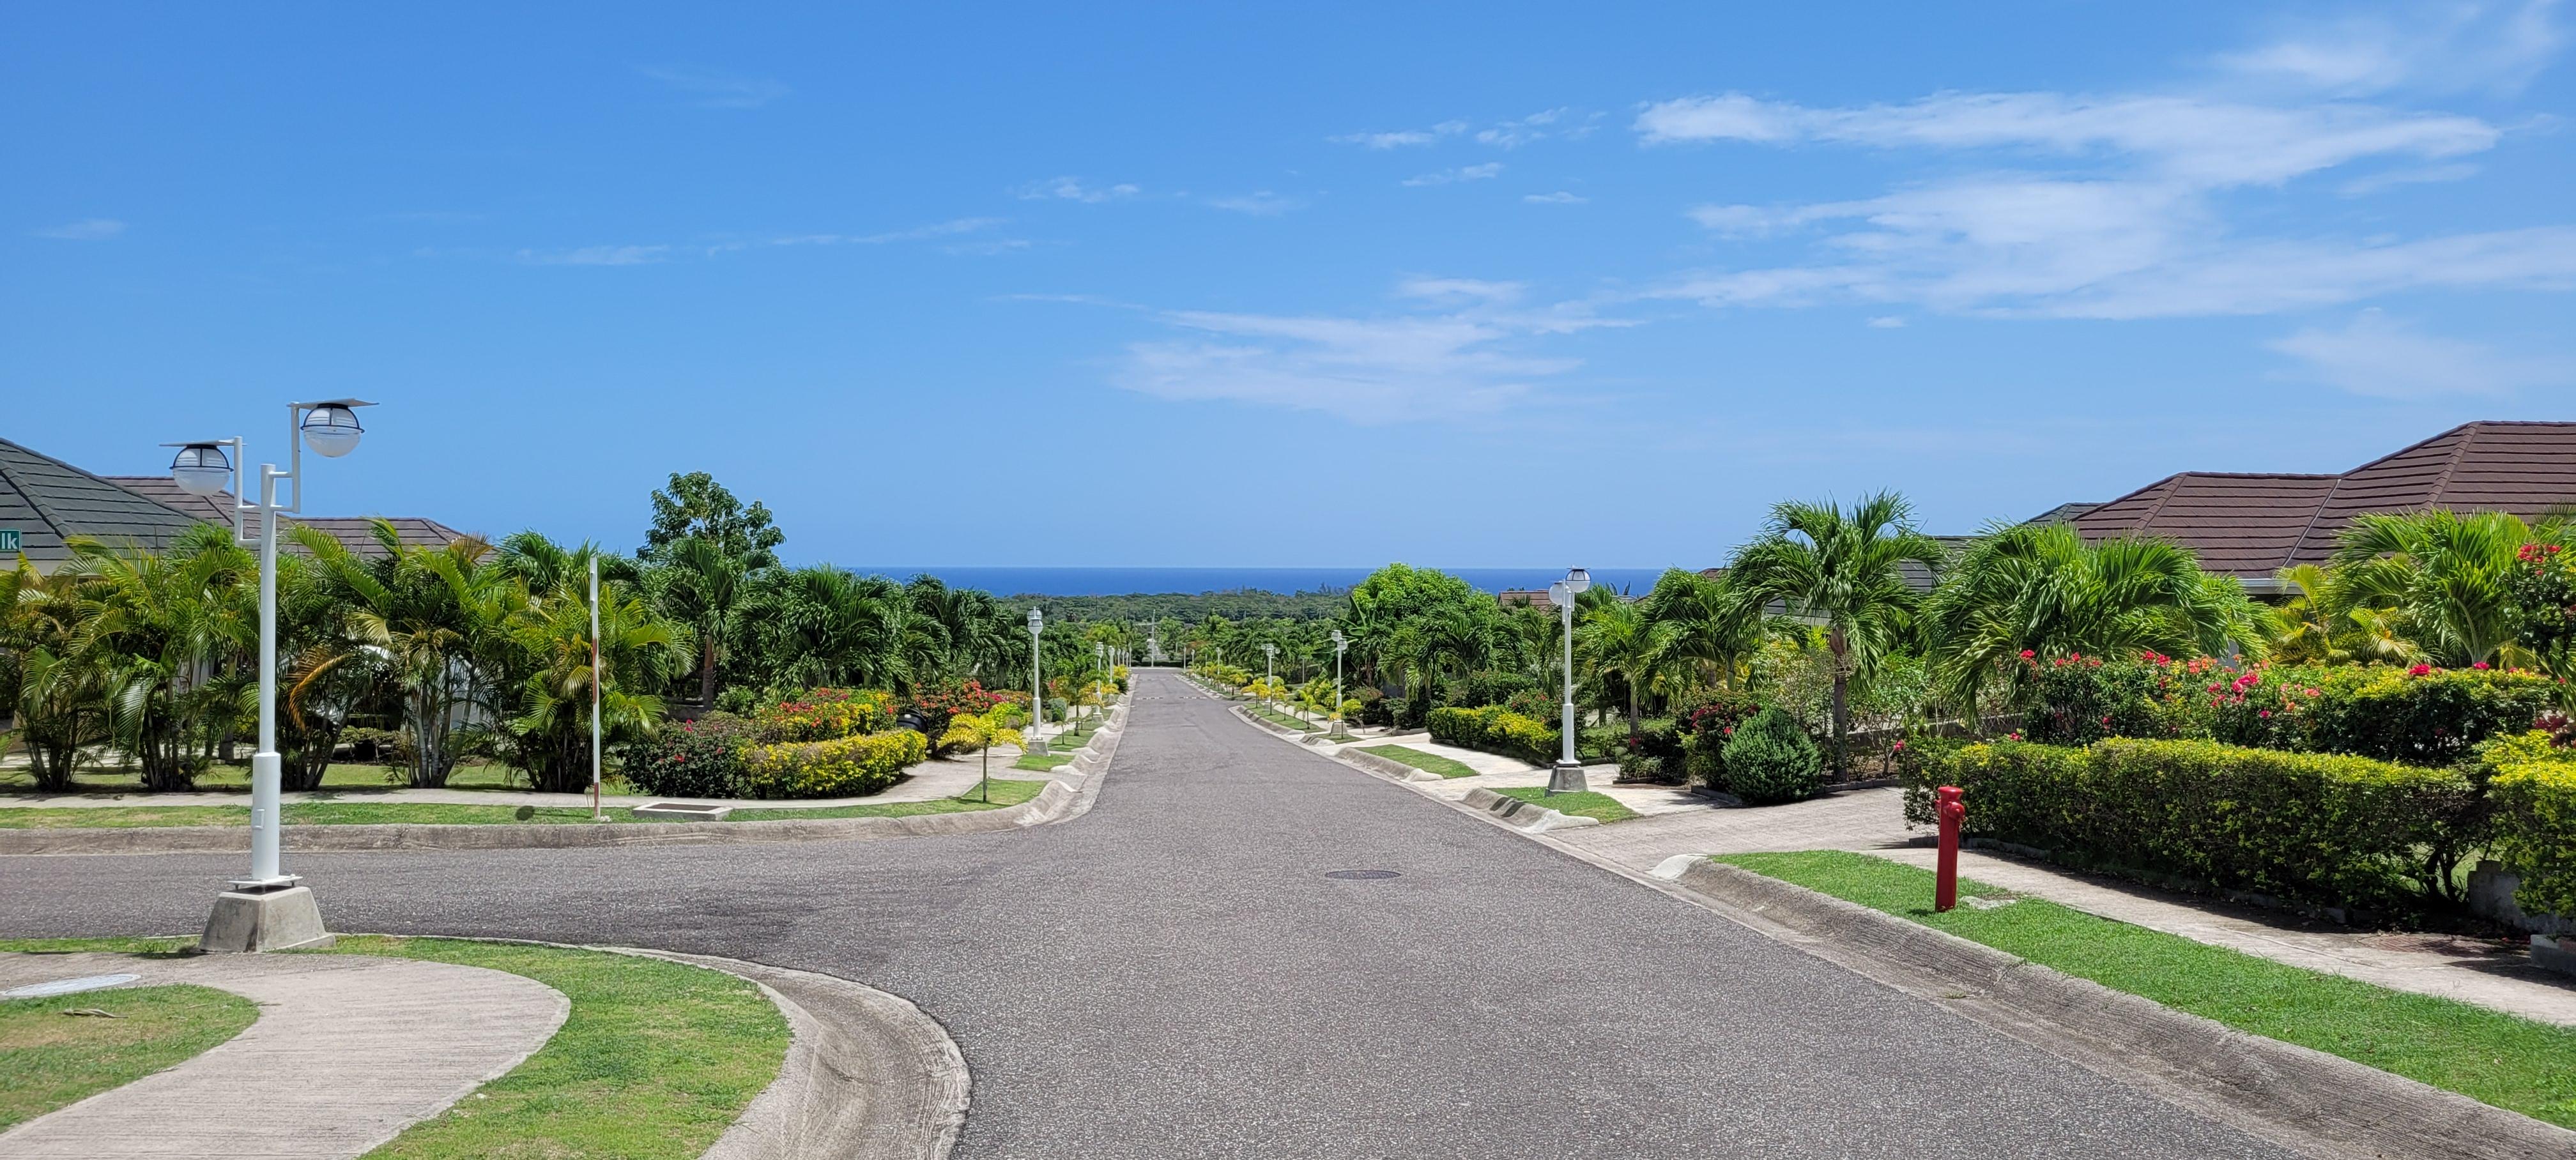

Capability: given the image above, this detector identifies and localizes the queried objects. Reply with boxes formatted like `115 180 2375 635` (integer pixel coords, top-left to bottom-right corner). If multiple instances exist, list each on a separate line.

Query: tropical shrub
1913 738 2483 912
1675 691 1763 786
1427 705 1560 765
1721 706 1824 804
2490 730 2576 916
1442 669 1538 710
624 712 759 798
1350 686 1391 727
2509 541 2576 690
2019 653 2558 765
1615 752 1667 783
755 688 896 743
905 679 1009 745
741 729 928 798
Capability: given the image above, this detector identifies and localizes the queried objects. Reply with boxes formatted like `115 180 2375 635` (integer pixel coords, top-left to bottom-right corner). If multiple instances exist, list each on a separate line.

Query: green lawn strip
1494 787 1640 823
725 777 1046 819
1716 850 2576 1128
0 762 544 796
0 937 195 956
0 983 259 1131
1246 703 1320 731
1356 744 1481 779
315 936 787 1160
1012 752 1077 772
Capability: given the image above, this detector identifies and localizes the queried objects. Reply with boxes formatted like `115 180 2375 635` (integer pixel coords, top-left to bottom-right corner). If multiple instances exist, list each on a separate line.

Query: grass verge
318 936 788 1159
1013 752 1077 772
0 782 1047 828
1496 787 1640 823
1246 704 1320 732
1 983 259 1130
1717 850 2576 1129
1356 744 1480 779
726 777 1046 819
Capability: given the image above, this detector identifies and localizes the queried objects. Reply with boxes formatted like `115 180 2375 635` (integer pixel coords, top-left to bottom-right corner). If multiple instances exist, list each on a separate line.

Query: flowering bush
905 679 1011 747
1674 691 1763 787
755 688 896 743
742 729 929 798
2018 653 2557 765
622 712 759 798
2509 540 2576 689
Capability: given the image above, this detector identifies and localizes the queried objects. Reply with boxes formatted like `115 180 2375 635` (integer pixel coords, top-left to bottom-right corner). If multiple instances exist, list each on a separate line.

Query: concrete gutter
1662 858 2576 1160
0 712 1126 859
1459 786 1600 832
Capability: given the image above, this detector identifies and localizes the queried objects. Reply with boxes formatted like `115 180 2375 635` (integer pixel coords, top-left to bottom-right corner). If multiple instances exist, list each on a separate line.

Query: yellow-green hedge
2493 759 2576 917
742 729 928 798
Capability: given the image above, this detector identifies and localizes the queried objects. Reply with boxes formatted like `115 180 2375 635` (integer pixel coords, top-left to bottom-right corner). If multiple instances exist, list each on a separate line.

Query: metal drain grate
1323 869 1400 880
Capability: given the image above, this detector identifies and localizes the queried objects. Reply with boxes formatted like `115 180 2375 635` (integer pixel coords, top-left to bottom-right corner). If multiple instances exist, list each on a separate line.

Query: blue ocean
847 566 1678 598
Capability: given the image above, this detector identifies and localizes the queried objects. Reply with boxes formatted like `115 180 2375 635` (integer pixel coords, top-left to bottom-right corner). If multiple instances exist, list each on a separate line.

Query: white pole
1560 595 1577 770
249 465 283 885
590 556 601 822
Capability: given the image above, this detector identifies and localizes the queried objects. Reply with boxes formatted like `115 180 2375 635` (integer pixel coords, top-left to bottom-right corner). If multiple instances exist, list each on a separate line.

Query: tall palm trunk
700 632 717 709
1827 626 1850 777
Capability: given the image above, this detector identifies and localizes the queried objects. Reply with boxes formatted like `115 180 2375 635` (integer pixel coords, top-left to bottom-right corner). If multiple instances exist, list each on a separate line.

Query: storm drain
1323 869 1401 880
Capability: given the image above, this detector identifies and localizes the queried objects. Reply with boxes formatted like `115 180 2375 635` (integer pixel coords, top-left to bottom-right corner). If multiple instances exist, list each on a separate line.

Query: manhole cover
4 973 141 998
1324 869 1400 880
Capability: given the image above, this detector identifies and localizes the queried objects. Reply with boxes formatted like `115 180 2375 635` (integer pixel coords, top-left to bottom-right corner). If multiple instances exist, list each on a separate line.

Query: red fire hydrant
1934 785 1965 913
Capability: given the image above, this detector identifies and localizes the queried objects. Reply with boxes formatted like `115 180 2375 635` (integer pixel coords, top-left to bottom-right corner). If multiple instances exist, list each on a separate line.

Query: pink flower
2304 688 2319 698
2408 664 2433 676
2258 710 2271 719
1892 740 1905 751
2472 661 2490 670
2019 650 2036 659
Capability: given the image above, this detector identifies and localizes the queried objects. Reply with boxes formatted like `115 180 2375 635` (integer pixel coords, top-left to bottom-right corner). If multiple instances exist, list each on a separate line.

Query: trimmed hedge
624 712 760 798
2490 739 2576 916
2022 656 2559 766
1912 738 2481 913
1426 705 1559 765
1720 706 1823 805
741 729 929 798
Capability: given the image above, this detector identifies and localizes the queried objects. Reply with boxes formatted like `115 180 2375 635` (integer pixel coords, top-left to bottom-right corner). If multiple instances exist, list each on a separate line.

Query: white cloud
1022 176 1140 203
1524 191 1587 204
519 244 670 266
1206 192 1303 215
1331 120 1469 148
1476 108 1571 148
34 218 125 240
2218 0 2566 95
636 66 788 109
769 217 1004 246
1396 277 1524 302
2337 162 2481 196
1401 162 1504 187
2266 309 2566 397
1116 311 1572 422
1868 316 1906 328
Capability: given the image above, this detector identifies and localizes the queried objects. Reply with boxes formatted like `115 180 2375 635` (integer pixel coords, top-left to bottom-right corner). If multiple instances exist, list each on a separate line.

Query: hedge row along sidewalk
1717 851 2576 1132
0 779 1052 829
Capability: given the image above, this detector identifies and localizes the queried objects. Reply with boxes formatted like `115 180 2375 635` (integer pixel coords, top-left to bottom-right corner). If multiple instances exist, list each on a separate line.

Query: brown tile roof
0 439 207 570
103 477 473 559
2070 421 2576 579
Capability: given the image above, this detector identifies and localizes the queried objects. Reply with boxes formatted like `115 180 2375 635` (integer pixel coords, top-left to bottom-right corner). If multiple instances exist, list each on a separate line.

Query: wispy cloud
2337 162 2481 196
2217 0 2566 95
1402 162 1504 187
1476 108 1578 148
1020 176 1141 203
636 66 788 109
1524 191 1587 204
767 217 1004 246
519 244 670 266
2266 309 2566 397
34 218 125 240
1396 277 1525 302
1331 121 1468 149
1868 316 1907 328
1206 191 1305 216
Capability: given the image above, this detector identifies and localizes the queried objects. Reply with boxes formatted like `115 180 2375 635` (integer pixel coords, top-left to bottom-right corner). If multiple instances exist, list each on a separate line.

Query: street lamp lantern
296 399 371 457
1549 566 1588 795
167 441 234 497
1330 629 1349 741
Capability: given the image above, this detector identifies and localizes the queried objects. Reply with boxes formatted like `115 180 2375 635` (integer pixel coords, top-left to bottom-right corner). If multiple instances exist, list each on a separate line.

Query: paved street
0 672 2291 1159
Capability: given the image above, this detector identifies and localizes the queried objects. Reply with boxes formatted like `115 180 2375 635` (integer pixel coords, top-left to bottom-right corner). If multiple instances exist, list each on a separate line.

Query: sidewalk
1324 733 1708 816
1529 784 2576 1028
0 951 567 1158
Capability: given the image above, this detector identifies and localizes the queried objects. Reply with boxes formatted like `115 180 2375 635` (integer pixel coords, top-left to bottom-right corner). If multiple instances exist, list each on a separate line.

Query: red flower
2472 661 2491 670
2408 664 2433 676
2019 649 2036 659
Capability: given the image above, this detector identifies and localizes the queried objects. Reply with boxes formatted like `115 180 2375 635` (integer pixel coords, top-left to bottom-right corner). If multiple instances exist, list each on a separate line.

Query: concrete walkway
0 951 569 1159
1324 733 1708 816
1531 784 2576 1028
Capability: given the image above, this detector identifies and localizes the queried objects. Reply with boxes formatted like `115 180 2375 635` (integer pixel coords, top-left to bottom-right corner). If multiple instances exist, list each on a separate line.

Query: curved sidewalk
0 952 569 1159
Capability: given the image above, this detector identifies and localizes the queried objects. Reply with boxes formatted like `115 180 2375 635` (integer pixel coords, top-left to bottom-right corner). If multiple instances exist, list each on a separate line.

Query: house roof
0 438 208 570
2024 501 2101 525
2069 421 2576 579
104 476 472 558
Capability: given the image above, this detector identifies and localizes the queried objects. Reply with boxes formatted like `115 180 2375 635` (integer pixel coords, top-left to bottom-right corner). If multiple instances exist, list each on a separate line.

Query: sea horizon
845 565 1680 598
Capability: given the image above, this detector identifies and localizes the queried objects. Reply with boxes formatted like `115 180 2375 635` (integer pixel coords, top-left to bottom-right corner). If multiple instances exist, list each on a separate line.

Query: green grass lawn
0 983 259 1131
1718 850 2576 1129
316 936 788 1159
1357 744 1481 779
1246 703 1320 731
1495 787 1640 823
0 761 553 797
1013 752 1077 772
0 781 1050 828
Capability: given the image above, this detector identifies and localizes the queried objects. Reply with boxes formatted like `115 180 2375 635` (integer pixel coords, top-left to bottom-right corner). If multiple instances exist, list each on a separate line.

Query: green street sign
0 529 17 553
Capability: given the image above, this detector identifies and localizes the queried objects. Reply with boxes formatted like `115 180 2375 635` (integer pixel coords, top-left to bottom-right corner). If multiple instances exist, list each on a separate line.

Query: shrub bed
2021 655 2558 766
1675 691 1762 788
622 712 760 798
754 688 896 743
1720 706 1823 804
2488 726 2576 916
1910 738 2481 913
1426 705 1559 765
741 730 930 798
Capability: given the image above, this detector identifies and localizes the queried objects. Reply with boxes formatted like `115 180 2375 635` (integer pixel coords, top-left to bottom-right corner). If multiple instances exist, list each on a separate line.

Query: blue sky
6 3 2572 569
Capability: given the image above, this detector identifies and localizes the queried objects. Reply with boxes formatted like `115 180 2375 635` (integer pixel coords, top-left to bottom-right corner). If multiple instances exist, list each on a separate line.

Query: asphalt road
1 671 2292 1159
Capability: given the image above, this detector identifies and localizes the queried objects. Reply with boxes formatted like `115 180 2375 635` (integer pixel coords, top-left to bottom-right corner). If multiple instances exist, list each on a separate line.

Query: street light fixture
1262 642 1278 712
1330 629 1349 741
169 399 376 952
1027 607 1045 746
1548 567 1591 795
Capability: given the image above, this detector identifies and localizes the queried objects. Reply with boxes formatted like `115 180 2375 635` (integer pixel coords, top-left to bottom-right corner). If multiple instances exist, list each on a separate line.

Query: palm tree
293 521 507 788
1639 567 1767 690
2330 509 2570 668
2266 562 2419 666
1577 599 1669 744
505 570 686 793
938 710 1023 802
755 566 910 691
2 558 103 793
1728 492 1948 775
1922 523 2267 710
662 535 746 709
63 526 256 790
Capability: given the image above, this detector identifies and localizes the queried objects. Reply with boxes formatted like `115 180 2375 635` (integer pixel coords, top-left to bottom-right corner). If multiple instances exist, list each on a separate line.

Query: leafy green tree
1639 567 1768 691
2330 509 2570 668
662 536 747 709
503 563 687 793
63 526 257 790
1727 492 1947 775
1 558 102 792
1577 599 1671 744
640 471 783 569
293 521 510 788
938 710 1023 802
1922 523 2266 710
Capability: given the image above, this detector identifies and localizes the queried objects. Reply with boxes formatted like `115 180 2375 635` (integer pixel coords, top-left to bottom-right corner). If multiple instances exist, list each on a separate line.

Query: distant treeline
1018 589 1346 623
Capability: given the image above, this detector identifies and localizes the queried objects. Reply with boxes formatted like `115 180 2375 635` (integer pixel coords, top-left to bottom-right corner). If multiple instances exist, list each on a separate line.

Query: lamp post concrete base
200 883 332 954
1547 759 1590 795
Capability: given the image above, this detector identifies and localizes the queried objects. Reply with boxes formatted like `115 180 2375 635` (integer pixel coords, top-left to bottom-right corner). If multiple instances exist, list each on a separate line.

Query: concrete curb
1459 786 1601 832
627 950 968 1160
1232 703 1325 742
1667 859 2576 1160
0 718 1129 858
1338 747 1445 783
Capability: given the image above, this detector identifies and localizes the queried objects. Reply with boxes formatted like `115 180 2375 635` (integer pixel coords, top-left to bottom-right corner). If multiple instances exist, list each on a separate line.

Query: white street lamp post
1549 567 1591 795
1262 643 1277 714
1027 607 1045 738
1330 629 1348 740
169 399 374 952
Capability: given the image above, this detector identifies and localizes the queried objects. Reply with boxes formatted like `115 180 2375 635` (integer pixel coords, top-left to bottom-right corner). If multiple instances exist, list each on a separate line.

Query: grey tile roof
103 477 472 558
0 438 208 570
